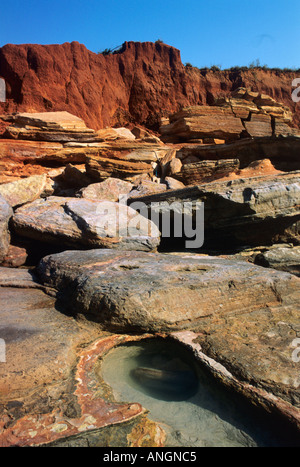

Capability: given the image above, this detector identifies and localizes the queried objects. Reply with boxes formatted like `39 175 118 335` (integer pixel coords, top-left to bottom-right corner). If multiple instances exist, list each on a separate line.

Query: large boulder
12 197 160 251
128 180 167 199
38 249 300 334
128 171 300 247
78 177 134 202
96 127 136 141
0 174 54 207
254 245 300 277
160 106 245 143
172 159 240 185
0 245 28 268
85 142 168 182
37 249 300 420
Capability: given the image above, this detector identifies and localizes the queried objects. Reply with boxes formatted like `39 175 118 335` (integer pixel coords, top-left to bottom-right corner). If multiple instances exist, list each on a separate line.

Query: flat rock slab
38 249 300 333
0 284 92 400
3 112 99 143
2 111 89 130
37 249 300 416
190 302 300 409
0 139 63 161
12 196 160 252
0 274 162 447
0 267 41 288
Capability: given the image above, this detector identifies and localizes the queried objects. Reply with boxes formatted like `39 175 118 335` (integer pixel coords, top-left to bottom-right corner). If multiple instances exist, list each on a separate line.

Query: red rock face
0 41 299 130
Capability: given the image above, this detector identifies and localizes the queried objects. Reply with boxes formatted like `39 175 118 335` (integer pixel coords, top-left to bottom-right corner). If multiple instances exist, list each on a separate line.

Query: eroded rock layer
1 41 300 130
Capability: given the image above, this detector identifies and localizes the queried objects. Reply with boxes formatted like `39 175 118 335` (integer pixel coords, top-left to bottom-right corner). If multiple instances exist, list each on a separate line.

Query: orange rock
160 105 245 143
0 245 27 267
0 41 299 131
244 113 273 137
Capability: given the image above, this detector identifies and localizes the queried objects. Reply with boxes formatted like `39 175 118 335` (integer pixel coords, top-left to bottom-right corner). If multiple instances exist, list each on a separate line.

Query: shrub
98 48 112 56
210 65 221 72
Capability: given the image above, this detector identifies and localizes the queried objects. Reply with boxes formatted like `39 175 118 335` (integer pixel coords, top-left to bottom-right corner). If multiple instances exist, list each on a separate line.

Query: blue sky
0 0 299 69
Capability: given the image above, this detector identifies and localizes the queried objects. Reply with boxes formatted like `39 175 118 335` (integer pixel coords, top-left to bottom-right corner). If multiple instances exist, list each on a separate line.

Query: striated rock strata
129 171 300 247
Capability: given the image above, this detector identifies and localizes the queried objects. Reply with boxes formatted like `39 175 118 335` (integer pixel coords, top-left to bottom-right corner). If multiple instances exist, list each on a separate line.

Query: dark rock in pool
131 366 198 400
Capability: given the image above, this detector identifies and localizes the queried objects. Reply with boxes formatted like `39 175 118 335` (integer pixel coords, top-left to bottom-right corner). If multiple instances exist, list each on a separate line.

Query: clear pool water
101 338 300 447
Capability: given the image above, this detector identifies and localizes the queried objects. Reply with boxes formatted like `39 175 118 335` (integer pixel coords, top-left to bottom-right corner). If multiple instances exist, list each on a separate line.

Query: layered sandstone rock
12 196 160 251
0 134 168 183
175 136 300 172
86 154 154 182
160 105 245 143
170 158 282 186
2 111 99 143
84 142 168 182
244 113 273 138
160 88 298 143
2 111 88 130
0 139 64 182
128 171 300 247
218 87 293 122
0 139 63 161
171 159 240 185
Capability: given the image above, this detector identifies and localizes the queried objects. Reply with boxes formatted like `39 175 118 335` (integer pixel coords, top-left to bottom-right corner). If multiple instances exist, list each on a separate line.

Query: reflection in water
101 338 300 447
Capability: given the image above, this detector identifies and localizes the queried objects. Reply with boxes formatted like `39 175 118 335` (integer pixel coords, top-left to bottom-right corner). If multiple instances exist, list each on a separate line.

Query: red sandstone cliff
0 41 299 130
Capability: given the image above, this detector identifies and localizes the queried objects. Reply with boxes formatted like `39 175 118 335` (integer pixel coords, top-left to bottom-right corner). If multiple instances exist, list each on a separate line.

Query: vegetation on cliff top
185 58 300 74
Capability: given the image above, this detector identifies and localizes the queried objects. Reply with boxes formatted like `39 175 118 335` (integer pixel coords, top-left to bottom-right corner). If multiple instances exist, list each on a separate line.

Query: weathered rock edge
171 331 300 433
0 334 164 447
